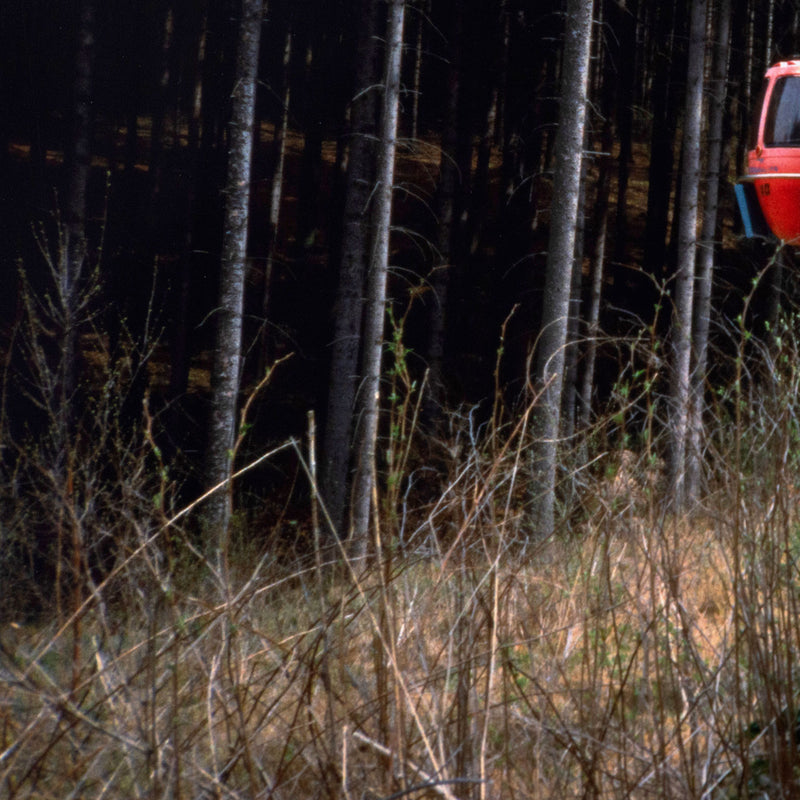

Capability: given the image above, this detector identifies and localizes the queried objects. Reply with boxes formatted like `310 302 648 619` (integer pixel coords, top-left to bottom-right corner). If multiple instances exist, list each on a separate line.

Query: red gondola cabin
736 59 800 243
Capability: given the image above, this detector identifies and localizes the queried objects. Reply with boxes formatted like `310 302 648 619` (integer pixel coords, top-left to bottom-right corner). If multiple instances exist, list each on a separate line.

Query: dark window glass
764 76 800 146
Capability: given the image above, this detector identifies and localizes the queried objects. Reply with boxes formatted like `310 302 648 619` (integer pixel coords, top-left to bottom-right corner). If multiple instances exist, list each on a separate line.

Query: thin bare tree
667 0 707 511
686 0 731 502
320 0 380 540
530 0 594 537
350 0 406 558
204 0 263 567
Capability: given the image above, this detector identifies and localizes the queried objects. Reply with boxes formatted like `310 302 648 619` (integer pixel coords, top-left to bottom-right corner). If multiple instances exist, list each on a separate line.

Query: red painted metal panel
745 61 800 243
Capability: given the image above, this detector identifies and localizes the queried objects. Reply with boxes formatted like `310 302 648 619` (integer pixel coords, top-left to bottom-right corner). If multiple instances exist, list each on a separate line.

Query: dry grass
4 387 800 799
4 225 800 798
1 495 798 799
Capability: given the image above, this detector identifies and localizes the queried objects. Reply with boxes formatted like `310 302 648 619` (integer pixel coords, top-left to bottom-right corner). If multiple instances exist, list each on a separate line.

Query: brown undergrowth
4 235 800 798
4 389 800 799
1 479 798 799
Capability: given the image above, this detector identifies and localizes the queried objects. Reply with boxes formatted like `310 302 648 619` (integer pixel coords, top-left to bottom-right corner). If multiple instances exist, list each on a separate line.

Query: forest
3 0 800 797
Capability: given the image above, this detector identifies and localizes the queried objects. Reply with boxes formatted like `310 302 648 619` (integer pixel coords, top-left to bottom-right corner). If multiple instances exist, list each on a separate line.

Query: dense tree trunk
530 0 593 538
578 180 609 432
764 0 774 64
686 0 731 503
320 0 380 540
560 155 587 442
204 0 263 566
350 0 406 558
667 0 707 512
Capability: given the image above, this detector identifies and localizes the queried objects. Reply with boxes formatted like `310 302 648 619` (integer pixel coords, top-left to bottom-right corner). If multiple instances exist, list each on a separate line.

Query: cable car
736 59 800 243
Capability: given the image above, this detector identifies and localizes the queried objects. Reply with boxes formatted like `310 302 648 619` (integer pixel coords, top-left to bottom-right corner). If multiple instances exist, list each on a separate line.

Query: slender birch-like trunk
686 0 731 502
667 0 707 511
529 0 593 538
349 0 406 558
560 154 587 442
204 0 263 566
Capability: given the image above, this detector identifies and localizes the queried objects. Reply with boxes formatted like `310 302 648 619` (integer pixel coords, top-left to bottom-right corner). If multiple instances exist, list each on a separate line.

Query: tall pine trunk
686 0 731 502
667 0 707 512
530 0 593 538
560 156 587 443
320 0 379 539
204 0 263 568
349 0 406 558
